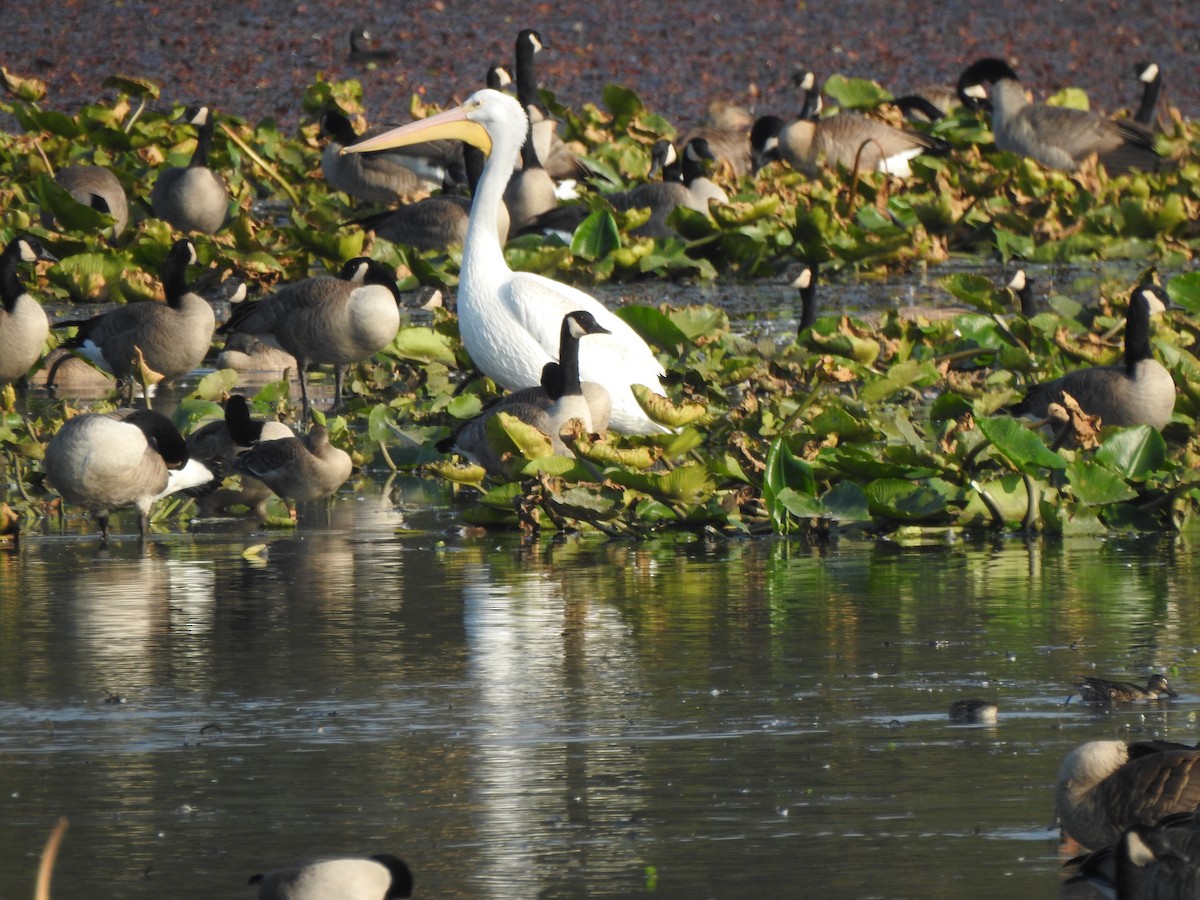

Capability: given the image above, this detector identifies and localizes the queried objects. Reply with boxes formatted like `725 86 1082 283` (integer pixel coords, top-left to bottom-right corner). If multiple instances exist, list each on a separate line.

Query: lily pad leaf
632 384 708 428
865 478 953 522
570 209 621 261
1095 425 1166 480
1066 460 1137 505
976 415 1067 472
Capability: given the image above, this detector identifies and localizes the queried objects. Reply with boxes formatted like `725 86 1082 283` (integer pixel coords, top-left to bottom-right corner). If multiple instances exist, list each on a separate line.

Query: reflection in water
1 501 1199 899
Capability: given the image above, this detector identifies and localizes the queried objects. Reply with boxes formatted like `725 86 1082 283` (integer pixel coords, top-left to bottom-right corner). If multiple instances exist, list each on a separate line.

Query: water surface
2 483 1196 898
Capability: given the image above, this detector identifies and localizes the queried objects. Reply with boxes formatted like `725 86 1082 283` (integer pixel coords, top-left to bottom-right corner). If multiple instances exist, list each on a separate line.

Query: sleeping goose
60 238 215 395
342 89 670 435
220 257 401 414
187 394 294 519
441 310 612 475
1010 284 1175 431
956 58 1163 174
1056 740 1200 850
751 90 945 178
150 105 230 233
1069 817 1200 899
0 235 56 386
233 422 353 519
249 854 412 900
319 109 457 204
1076 673 1177 703
44 408 220 541
55 165 129 238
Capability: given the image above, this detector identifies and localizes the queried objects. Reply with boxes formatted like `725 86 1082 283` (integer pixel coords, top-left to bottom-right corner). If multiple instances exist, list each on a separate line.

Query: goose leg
297 358 311 420
332 366 345 412
97 511 111 543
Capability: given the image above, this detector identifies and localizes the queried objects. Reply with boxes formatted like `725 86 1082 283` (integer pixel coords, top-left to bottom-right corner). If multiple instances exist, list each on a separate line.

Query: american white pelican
342 88 670 434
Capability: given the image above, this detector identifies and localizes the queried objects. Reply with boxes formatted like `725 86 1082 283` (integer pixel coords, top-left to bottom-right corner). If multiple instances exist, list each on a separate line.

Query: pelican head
340 89 529 159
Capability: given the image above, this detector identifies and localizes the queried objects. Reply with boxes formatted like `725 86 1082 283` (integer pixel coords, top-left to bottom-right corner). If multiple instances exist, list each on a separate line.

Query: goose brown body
150 106 229 233
1057 741 1200 850
234 424 352 506
56 165 129 237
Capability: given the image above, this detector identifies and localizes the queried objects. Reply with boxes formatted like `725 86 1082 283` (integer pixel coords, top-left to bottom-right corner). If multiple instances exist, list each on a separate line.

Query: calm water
1 476 1197 899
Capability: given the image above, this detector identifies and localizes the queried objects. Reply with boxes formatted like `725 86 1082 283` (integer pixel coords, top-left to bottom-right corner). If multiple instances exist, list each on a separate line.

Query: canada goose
187 394 294 519
233 422 353 516
680 98 754 178
751 95 946 178
55 165 129 238
1056 740 1200 850
793 262 817 335
44 408 220 541
150 105 230 233
220 257 400 414
0 235 55 386
1076 673 1177 703
504 132 559 233
1010 284 1175 431
61 238 215 394
1067 815 1200 899
513 29 586 181
605 138 726 238
441 310 612 474
353 143 511 251
319 110 457 204
342 89 670 435
955 58 1163 174
486 64 513 91
348 27 396 64
948 699 998 724
1008 269 1035 317
249 854 412 900
679 138 729 208
215 332 298 378
1133 62 1162 126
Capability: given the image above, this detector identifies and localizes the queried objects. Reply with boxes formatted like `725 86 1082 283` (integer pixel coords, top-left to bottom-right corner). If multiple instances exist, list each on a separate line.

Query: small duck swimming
1075 673 1177 704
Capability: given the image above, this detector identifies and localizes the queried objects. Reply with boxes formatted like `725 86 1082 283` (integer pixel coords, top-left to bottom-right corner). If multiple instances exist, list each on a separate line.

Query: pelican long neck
463 105 527 278
1124 291 1153 374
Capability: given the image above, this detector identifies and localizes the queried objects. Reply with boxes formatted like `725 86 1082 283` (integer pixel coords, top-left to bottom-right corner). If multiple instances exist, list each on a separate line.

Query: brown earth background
2 0 1197 134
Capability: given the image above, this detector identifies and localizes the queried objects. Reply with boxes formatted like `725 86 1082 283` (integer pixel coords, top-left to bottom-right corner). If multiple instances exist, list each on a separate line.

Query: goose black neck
1134 73 1161 126
1124 289 1154 375
0 243 26 311
125 409 190 466
190 116 214 169
548 317 585 399
224 396 263 445
162 247 192 308
520 128 541 172
798 276 817 333
515 34 542 112
464 144 487 193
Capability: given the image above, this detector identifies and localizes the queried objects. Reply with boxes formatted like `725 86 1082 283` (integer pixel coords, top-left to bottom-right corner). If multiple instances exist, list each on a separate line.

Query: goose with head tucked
1056 739 1200 851
441 310 612 475
249 853 412 900
60 238 215 396
0 235 56 386
342 89 670 434
45 408 220 541
319 109 458 204
55 165 129 238
150 105 229 233
220 257 401 415
1010 284 1175 431
956 58 1163 174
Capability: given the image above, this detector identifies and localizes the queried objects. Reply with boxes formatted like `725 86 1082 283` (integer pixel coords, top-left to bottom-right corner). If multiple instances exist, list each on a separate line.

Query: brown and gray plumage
440 310 612 475
751 100 944 178
56 165 129 238
680 97 754 177
0 235 55 385
320 109 459 204
215 332 298 378
249 854 412 900
504 134 559 234
608 139 725 238
348 26 396 64
1056 740 1200 850
1068 815 1200 899
150 105 229 233
220 257 401 413
45 409 219 541
1010 284 1175 430
1076 673 1177 703
187 395 294 519
233 423 352 513
956 58 1163 175
62 238 215 387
